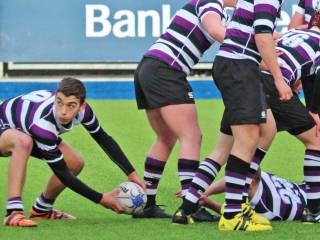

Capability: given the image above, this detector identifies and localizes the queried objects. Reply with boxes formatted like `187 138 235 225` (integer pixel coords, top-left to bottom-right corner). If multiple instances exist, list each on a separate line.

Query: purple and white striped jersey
217 0 282 64
0 90 100 164
296 0 320 24
268 29 320 86
250 171 307 221
144 0 228 75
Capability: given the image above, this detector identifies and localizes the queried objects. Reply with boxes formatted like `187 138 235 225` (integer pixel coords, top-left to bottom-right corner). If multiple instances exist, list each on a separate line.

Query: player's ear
80 102 87 111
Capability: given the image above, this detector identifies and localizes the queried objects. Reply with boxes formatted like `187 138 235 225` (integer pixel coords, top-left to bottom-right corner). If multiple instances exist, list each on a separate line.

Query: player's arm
202 12 226 43
288 0 306 30
204 178 226 196
254 1 292 101
82 105 145 189
198 0 236 43
48 160 123 213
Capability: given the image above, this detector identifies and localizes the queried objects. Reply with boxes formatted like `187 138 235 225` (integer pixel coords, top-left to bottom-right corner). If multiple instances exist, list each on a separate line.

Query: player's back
217 0 281 63
250 171 306 221
144 0 226 74
276 29 320 86
0 90 56 135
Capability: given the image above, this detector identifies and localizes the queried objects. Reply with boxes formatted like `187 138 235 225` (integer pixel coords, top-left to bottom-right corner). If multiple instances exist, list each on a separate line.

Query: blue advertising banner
0 0 298 62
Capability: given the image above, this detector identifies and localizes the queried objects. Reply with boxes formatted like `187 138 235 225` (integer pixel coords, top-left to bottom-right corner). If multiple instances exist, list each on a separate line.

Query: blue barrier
0 0 297 62
0 80 222 100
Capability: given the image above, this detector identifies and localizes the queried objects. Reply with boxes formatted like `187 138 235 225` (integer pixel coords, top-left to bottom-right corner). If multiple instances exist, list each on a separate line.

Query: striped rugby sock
144 156 166 207
6 196 24 216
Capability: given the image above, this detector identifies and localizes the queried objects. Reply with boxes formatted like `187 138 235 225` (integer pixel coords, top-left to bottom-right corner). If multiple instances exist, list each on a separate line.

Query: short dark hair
308 11 320 29
57 77 86 104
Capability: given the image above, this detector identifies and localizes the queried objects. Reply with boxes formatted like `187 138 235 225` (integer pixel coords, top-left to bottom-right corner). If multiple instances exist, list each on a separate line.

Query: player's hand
100 189 124 214
292 80 302 94
128 171 146 191
175 191 182 198
274 78 293 101
309 111 320 137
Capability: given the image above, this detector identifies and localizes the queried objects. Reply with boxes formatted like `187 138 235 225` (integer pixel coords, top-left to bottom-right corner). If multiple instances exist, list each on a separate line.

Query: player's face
54 92 85 125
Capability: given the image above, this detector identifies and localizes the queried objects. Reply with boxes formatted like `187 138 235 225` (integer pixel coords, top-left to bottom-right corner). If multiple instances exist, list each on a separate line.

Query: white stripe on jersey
177 9 199 25
228 21 254 35
20 101 30 133
158 38 196 66
253 19 274 31
36 142 57 151
5 98 17 128
149 43 190 73
295 6 305 15
167 28 202 58
83 115 96 126
88 125 100 134
262 173 282 218
198 2 222 17
33 95 55 122
45 155 63 163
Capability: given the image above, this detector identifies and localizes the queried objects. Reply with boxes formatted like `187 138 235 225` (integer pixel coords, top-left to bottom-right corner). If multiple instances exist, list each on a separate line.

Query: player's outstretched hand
309 112 320 137
100 189 124 214
128 171 146 191
274 78 293 101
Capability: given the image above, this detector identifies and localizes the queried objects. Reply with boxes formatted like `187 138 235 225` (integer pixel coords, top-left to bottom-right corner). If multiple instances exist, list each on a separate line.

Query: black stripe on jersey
83 119 99 132
10 98 20 129
280 46 307 66
278 183 293 220
231 15 253 29
160 36 199 64
33 135 57 147
261 179 275 212
196 0 223 15
165 43 192 69
82 107 94 124
182 3 196 15
25 102 34 130
225 35 257 51
40 103 53 119
169 23 207 54
44 112 59 130
255 12 276 24
305 7 315 16
306 38 320 52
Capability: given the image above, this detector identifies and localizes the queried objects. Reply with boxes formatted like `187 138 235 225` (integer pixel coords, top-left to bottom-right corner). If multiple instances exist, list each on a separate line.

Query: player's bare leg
0 129 37 227
133 108 177 218
30 141 83 220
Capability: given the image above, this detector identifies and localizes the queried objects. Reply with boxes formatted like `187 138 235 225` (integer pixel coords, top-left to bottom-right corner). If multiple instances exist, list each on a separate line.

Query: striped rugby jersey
296 0 320 24
0 90 100 164
268 28 320 86
144 0 228 74
250 171 307 221
217 0 282 64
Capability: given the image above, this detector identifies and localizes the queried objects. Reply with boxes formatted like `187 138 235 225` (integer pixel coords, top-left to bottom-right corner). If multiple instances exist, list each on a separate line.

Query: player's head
308 11 320 29
55 77 86 125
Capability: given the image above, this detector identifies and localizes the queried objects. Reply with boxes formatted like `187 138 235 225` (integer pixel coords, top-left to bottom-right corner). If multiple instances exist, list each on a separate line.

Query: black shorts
220 73 315 136
134 57 195 110
301 74 315 110
213 56 267 125
261 73 315 135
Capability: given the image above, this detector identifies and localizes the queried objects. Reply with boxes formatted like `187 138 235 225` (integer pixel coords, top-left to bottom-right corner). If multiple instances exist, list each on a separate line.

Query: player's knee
159 134 177 150
71 155 85 174
14 135 33 154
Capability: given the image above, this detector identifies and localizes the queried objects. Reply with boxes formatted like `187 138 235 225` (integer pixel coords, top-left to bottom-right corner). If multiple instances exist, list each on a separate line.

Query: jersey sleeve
196 0 224 22
296 0 306 15
253 0 280 34
81 104 101 134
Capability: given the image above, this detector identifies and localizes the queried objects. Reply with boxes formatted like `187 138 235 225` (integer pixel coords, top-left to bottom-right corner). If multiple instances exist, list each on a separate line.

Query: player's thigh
160 103 201 138
146 108 177 142
58 141 84 169
0 128 33 154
